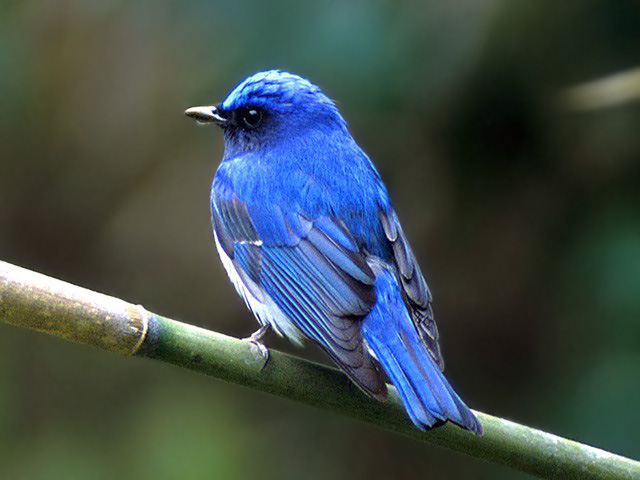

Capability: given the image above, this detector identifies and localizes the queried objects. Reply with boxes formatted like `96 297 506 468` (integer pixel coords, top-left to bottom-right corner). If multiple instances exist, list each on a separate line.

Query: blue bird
185 70 482 435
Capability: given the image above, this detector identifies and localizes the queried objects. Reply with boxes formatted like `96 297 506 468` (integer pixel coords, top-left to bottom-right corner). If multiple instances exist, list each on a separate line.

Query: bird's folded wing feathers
379 209 444 370
212 193 387 398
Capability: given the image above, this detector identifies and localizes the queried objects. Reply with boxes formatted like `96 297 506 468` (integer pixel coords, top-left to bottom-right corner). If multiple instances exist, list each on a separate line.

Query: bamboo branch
1 259 638 479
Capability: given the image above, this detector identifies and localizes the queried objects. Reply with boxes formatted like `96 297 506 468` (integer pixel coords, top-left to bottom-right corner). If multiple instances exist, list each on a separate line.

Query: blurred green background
1 1 640 479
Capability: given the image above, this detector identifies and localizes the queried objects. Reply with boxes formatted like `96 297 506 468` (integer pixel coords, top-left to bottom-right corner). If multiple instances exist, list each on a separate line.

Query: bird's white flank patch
214 232 304 345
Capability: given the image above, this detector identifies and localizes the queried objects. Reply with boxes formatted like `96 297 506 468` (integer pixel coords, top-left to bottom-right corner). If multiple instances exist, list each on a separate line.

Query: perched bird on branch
186 70 481 434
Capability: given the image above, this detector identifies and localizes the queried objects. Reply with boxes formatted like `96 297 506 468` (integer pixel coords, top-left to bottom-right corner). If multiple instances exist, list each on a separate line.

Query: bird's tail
362 269 482 435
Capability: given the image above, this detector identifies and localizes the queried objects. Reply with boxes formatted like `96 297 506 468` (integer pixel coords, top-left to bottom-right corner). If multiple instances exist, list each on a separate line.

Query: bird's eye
240 107 263 129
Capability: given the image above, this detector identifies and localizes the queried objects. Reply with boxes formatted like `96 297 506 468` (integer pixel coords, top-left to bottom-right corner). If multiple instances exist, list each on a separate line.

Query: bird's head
185 70 347 155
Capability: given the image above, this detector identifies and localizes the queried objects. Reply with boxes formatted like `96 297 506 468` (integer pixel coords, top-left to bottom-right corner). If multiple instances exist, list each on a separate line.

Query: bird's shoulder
213 146 385 219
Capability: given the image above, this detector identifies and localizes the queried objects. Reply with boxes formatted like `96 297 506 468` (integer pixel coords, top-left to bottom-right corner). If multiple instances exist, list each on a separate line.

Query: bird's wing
379 209 444 370
212 193 387 399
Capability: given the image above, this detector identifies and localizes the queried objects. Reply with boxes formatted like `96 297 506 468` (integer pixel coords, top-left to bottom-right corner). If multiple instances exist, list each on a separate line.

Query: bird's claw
242 325 271 369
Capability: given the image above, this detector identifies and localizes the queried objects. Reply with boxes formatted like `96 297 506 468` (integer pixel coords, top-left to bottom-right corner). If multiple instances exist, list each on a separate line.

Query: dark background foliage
1 1 639 478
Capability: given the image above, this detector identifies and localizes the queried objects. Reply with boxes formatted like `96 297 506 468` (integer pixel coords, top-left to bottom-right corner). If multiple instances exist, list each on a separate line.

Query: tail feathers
362 270 482 435
369 328 482 434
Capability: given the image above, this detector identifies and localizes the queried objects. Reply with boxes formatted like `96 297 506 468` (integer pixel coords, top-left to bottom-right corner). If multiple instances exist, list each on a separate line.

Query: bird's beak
184 105 227 125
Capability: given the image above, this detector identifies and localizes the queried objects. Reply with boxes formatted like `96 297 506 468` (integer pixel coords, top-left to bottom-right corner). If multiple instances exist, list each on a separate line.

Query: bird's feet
242 324 271 369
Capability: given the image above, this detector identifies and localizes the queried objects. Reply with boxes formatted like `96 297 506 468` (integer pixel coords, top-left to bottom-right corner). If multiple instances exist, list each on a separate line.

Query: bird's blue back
197 70 481 435
213 124 392 259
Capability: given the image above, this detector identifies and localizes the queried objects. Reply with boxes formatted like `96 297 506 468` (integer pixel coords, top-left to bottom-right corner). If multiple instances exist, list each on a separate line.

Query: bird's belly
213 232 305 345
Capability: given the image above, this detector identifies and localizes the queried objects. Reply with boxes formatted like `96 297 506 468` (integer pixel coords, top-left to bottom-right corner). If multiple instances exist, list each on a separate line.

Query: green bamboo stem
1 259 638 479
